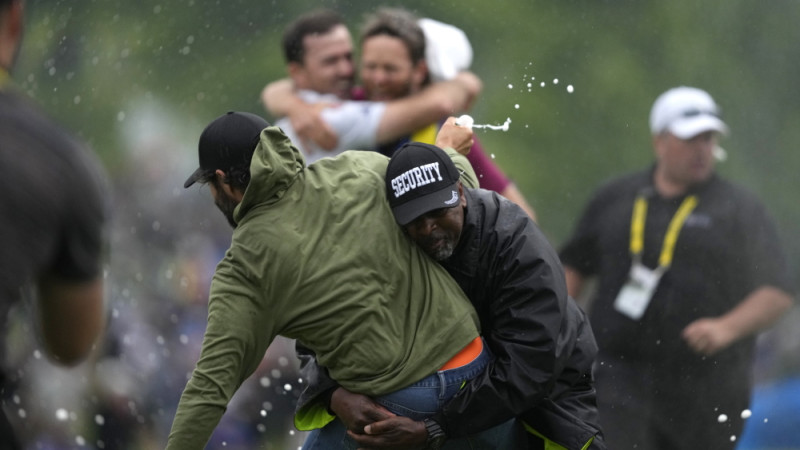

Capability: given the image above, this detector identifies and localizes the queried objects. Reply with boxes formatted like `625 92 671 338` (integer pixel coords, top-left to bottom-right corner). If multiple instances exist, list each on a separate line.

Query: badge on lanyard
614 193 698 320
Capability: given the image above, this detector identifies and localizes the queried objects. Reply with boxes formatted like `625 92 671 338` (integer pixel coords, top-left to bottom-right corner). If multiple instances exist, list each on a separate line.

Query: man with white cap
559 86 794 449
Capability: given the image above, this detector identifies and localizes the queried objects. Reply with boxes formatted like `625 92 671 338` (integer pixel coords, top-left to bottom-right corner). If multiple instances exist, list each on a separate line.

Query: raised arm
260 78 338 150
260 78 298 118
376 71 482 144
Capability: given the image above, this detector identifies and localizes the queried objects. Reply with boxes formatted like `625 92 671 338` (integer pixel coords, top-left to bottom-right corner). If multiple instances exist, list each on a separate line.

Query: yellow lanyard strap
410 122 439 144
629 194 698 268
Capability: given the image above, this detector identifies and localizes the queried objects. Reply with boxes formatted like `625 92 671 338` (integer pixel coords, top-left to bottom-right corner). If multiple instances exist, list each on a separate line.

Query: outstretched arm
260 78 338 151
376 71 482 144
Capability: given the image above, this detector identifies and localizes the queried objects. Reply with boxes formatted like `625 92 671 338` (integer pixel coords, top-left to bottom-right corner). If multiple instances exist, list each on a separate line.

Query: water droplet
95 414 105 425
740 409 752 419
717 414 728 423
56 408 69 421
567 85 574 93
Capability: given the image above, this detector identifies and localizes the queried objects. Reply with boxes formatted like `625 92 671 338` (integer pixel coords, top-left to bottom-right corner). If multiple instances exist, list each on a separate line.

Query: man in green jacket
167 112 483 449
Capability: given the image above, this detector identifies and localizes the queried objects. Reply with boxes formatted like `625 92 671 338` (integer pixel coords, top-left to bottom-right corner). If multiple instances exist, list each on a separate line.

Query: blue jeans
303 340 514 449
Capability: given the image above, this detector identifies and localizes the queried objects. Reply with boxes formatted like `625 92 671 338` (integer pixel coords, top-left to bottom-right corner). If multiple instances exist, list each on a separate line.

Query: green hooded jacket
167 127 480 449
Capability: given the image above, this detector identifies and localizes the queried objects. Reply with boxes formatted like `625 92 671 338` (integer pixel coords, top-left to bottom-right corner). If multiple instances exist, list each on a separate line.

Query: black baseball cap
183 111 270 188
385 142 461 225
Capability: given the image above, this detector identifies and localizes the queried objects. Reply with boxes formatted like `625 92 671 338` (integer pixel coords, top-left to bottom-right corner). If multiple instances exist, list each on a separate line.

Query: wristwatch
423 418 447 449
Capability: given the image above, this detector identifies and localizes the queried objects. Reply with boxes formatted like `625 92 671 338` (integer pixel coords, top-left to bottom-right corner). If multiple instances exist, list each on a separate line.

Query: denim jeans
303 340 514 450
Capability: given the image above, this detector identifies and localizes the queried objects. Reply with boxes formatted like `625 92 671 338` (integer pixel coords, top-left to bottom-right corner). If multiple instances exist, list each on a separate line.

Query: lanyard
629 193 698 269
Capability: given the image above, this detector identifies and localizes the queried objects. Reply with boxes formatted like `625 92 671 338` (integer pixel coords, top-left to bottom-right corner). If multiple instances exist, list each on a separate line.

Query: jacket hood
234 126 305 223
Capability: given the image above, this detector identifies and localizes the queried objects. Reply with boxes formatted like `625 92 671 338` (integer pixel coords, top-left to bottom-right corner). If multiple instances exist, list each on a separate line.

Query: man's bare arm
682 286 793 355
260 78 338 150
376 71 482 144
261 78 297 118
37 275 105 365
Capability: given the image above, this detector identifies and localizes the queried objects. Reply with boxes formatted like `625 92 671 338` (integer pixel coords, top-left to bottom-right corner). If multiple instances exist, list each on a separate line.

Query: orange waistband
440 337 483 371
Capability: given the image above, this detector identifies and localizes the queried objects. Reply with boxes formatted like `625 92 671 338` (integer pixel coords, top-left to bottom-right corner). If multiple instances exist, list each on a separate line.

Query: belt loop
437 371 447 401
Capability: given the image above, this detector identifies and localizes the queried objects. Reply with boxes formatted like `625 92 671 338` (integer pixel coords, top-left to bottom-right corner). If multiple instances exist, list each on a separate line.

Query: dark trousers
0 409 21 450
595 356 748 450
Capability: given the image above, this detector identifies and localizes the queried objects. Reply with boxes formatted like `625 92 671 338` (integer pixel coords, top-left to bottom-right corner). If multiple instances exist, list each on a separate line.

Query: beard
214 191 239 229
418 229 457 261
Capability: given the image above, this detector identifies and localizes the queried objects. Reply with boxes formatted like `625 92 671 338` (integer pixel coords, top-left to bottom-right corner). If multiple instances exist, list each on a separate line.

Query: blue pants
302 341 518 449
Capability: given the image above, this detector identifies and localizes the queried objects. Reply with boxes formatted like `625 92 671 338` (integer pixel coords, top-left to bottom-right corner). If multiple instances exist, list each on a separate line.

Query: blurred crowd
2 104 308 449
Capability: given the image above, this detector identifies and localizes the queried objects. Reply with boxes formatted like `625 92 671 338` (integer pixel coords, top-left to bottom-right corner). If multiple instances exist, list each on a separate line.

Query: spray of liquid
455 115 511 131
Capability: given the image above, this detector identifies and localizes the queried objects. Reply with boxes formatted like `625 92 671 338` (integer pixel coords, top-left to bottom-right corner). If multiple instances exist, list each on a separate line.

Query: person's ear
215 169 245 202
288 61 308 85
652 133 666 160
458 182 467 208
412 60 428 89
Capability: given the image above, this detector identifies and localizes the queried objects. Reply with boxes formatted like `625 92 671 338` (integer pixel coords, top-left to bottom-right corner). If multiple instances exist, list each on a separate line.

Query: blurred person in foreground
167 113 496 449
299 142 605 449
559 86 794 449
261 8 537 220
0 0 109 448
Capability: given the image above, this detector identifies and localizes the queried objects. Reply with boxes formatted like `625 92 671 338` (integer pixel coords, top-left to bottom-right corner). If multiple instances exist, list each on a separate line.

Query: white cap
418 18 473 82
649 86 728 139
